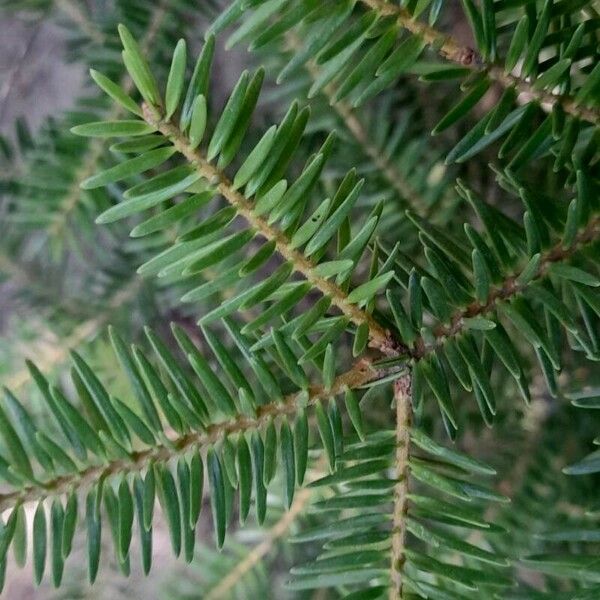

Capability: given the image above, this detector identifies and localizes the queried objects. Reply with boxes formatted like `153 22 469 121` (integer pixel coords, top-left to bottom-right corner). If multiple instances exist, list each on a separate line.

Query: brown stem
0 359 378 512
147 112 392 353
390 374 412 599
359 0 600 126
360 0 478 66
411 214 600 360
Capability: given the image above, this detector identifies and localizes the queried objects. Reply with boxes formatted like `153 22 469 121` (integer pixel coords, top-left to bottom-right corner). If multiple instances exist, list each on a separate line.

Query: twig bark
389 373 412 599
0 358 378 511
412 214 600 360
147 111 393 354
360 0 600 126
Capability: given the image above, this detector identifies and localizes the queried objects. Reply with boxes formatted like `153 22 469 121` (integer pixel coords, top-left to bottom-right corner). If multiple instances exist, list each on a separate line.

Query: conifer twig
56 0 105 44
4 277 143 391
360 0 600 126
49 0 170 239
284 33 427 212
412 214 600 359
390 373 411 599
0 358 379 511
146 110 394 354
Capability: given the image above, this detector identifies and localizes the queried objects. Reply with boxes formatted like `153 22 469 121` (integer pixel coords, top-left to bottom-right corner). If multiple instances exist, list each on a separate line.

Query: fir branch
140 0 170 55
285 32 428 212
0 19 43 124
2 8 597 593
494 375 550 501
390 374 411 599
331 100 423 209
0 251 96 317
487 65 600 126
0 252 33 285
145 107 393 353
0 358 378 512
412 213 600 360
360 0 600 126
359 0 477 66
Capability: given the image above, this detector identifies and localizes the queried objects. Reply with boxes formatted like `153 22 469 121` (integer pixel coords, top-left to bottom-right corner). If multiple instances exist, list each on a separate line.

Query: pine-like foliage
0 0 599 598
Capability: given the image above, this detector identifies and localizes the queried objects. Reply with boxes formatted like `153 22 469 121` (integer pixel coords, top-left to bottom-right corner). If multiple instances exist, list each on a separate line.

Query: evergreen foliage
0 0 599 597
